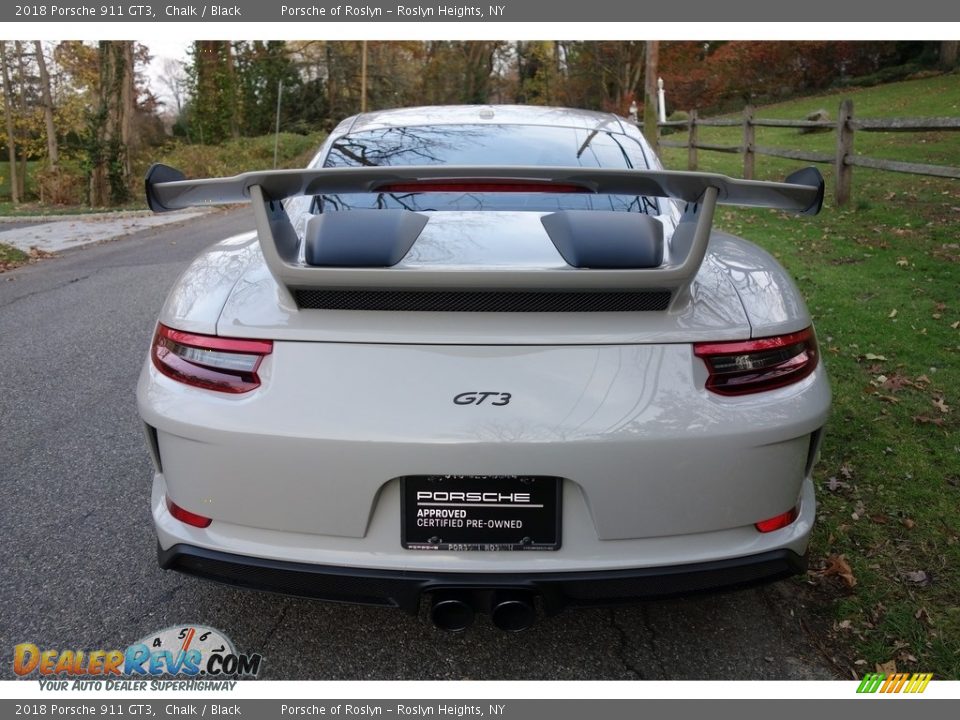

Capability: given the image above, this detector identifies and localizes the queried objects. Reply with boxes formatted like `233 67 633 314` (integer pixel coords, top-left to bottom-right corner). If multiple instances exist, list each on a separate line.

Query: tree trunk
326 42 336 120
14 41 28 200
34 41 59 169
225 43 239 138
0 42 19 205
193 41 238 143
941 41 959 69
462 41 495 104
89 41 134 207
120 41 135 177
643 41 660 154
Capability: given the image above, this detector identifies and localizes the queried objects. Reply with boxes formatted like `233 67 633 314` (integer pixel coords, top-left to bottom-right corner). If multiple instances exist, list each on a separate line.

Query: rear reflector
166 497 212 528
755 507 799 533
694 327 819 396
152 324 272 394
376 181 588 194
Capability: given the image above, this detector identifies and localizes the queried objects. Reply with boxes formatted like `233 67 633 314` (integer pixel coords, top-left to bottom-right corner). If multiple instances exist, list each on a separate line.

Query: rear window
315 124 660 214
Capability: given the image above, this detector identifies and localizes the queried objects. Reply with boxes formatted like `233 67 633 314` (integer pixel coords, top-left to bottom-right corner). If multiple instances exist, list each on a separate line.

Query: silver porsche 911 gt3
138 105 830 632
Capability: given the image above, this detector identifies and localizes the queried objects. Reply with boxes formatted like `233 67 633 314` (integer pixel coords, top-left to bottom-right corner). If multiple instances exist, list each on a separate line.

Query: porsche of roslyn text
138 105 830 632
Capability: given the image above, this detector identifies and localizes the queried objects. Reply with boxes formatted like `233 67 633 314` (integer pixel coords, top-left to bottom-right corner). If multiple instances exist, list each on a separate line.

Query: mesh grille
294 289 672 312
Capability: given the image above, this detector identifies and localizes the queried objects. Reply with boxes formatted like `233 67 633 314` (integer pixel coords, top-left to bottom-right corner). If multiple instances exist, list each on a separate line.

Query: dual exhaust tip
430 590 536 632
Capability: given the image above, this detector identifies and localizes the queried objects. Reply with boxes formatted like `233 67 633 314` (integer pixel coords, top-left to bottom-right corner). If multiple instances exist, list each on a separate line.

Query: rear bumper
158 543 806 615
139 343 831 543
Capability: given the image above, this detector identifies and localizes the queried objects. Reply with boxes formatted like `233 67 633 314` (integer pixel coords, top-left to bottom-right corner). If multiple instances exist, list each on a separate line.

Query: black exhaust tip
430 592 475 632
490 592 536 632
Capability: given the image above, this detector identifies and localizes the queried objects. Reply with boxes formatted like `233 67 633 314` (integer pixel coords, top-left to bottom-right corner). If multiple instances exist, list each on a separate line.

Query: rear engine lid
213 222 750 345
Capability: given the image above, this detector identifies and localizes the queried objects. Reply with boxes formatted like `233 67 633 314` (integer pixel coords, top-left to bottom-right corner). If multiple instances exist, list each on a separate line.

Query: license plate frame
401 475 562 551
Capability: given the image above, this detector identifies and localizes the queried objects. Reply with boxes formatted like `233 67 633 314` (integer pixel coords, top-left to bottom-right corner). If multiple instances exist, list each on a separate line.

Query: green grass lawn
0 160 40 204
661 72 960 678
0 242 29 269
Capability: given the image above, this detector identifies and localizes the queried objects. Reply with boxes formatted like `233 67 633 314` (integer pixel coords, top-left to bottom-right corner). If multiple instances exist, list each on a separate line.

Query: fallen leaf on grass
932 397 950 413
864 353 887 361
912 415 945 426
876 660 898 674
901 570 931 586
851 500 866 521
880 373 917 392
826 476 847 492
888 309 898 319
823 554 857 588
902 518 916 529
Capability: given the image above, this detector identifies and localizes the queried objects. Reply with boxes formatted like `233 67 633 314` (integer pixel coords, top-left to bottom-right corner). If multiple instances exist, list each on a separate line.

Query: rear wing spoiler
145 163 823 301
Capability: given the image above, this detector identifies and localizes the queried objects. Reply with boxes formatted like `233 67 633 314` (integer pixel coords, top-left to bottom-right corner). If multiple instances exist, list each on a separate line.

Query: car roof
334 105 630 136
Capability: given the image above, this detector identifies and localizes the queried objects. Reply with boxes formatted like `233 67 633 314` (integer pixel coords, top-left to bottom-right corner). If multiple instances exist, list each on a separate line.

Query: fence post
743 104 755 180
835 99 854 207
688 109 698 171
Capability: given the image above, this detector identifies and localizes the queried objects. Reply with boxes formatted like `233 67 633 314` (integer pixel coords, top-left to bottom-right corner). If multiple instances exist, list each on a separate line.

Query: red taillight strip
159 325 273 355
693 328 814 358
152 324 273 394
694 327 819 396
166 497 212 528
376 181 589 194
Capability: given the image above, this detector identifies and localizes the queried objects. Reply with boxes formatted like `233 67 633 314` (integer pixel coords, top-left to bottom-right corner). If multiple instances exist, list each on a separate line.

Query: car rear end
138 108 829 630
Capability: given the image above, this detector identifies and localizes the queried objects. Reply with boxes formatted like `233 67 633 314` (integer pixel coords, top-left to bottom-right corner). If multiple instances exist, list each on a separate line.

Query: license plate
401 475 561 551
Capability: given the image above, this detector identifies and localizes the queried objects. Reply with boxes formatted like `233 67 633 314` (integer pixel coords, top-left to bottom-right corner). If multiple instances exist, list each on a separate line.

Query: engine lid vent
293 289 671 313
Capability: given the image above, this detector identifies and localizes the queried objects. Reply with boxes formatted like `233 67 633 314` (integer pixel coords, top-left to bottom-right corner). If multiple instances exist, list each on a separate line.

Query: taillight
151 324 272 394
755 507 799 533
166 497 212 528
694 327 818 396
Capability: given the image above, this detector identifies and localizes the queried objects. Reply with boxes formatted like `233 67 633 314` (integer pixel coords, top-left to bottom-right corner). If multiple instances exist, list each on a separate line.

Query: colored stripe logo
856 673 933 694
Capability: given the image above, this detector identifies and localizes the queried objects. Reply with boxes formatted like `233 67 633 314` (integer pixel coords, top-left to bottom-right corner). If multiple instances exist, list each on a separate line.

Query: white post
657 77 667 123
273 80 283 169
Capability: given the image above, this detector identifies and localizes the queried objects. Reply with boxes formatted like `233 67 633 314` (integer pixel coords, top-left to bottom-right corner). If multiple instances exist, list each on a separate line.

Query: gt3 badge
453 392 512 406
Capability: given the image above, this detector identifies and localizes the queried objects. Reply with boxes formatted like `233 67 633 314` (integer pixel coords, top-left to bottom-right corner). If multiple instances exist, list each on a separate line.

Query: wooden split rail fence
657 99 960 206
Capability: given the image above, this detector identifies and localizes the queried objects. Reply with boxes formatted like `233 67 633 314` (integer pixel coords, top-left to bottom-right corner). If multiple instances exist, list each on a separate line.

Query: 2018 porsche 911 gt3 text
138 105 830 631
